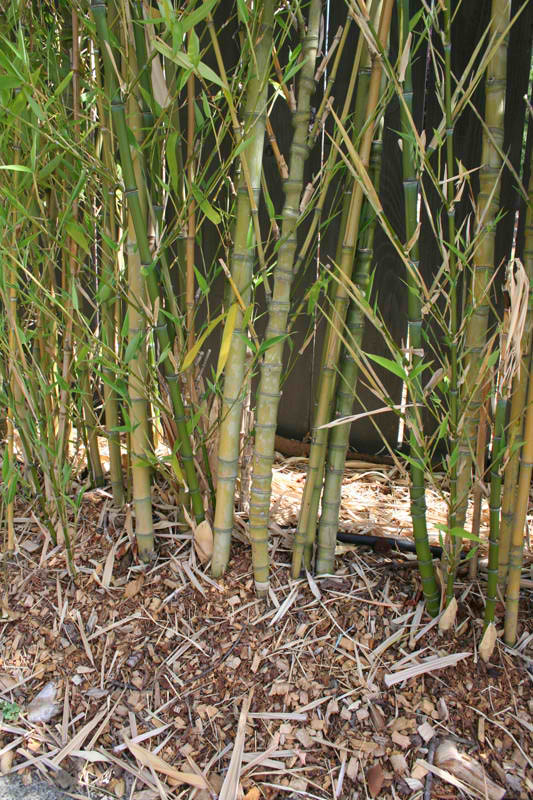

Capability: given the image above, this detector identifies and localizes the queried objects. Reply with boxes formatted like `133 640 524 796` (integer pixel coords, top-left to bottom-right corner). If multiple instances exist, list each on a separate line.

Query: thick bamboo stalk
448 0 510 594
91 0 204 526
211 0 275 577
292 0 394 579
400 0 440 615
127 208 154 560
248 0 321 593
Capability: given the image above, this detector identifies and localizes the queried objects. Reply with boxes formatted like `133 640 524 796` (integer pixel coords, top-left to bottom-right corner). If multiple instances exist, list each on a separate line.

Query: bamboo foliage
248 0 321 594
211 0 275 578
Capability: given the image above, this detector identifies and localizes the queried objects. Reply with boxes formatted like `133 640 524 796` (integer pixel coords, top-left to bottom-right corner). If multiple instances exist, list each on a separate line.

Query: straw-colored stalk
292 0 394 578
211 0 275 577
248 0 321 593
499 171 533 582
504 177 533 643
448 0 510 595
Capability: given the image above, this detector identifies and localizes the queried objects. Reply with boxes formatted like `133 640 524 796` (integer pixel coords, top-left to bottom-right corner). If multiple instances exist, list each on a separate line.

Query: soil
1 465 532 800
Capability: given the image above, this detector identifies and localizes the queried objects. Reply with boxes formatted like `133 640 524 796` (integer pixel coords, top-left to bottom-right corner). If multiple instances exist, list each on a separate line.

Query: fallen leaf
367 763 384 797
124 739 207 788
439 596 457 631
479 622 496 663
194 519 213 563
124 576 144 599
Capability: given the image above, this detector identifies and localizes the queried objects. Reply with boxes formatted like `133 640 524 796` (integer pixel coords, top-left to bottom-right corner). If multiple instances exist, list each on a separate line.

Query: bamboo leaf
181 0 218 33
216 303 239 380
365 352 407 380
433 523 481 543
181 312 224 371
65 220 90 254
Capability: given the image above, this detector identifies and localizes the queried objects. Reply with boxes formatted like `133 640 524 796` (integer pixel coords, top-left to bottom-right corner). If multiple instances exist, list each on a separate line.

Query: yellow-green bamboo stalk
499 166 533 582
248 0 321 593
504 338 533 644
315 128 382 575
292 0 394 578
211 0 275 577
448 0 510 594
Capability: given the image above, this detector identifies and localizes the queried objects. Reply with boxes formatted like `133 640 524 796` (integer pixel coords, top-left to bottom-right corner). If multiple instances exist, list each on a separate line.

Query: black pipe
336 531 445 557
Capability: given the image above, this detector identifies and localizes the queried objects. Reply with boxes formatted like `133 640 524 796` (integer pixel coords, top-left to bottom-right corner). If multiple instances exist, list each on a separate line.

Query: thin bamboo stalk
499 161 533 582
400 0 440 615
483 395 506 627
211 0 275 577
91 0 204 525
248 0 321 593
448 0 510 596
504 341 533 644
292 0 395 578
315 132 382 575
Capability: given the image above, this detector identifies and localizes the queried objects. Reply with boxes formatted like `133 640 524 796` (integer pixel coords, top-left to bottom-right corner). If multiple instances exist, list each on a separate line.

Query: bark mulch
1 463 532 799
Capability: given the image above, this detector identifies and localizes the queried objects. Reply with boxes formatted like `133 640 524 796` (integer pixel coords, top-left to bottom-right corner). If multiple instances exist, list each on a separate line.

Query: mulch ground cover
1 460 532 799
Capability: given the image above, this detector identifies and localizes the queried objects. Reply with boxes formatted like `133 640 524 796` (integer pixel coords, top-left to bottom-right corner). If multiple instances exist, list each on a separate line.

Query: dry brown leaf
479 622 497 663
193 519 213 563
439 596 457 631
124 739 207 788
124 576 144 599
366 763 384 797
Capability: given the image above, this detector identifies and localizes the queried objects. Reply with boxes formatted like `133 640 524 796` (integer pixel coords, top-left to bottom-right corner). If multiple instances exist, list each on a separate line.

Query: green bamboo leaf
181 312 223 371
0 164 31 172
191 183 221 224
433 523 482 543
181 0 218 33
236 0 249 22
124 330 143 364
216 303 238 380
365 352 407 380
65 220 90 254
166 131 179 193
196 60 224 88
0 76 21 90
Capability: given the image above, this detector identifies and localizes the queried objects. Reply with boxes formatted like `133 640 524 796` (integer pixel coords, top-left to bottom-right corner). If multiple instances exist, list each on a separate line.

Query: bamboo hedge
0 0 532 647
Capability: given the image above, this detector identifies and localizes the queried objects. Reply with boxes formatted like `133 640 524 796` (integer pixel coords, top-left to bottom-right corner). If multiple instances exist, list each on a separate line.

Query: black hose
336 531 445 557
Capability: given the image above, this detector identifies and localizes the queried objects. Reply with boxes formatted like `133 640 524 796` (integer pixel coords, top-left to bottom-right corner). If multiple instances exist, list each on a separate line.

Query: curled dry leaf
194 519 214 563
439 596 457 632
123 576 144 599
479 621 497 663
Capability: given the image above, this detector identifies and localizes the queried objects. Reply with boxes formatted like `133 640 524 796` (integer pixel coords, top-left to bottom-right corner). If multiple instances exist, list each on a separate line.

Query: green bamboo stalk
211 0 275 578
448 0 510 596
91 0 204 526
483 394 506 627
400 0 440 615
292 0 395 579
248 0 321 593
315 136 382 575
